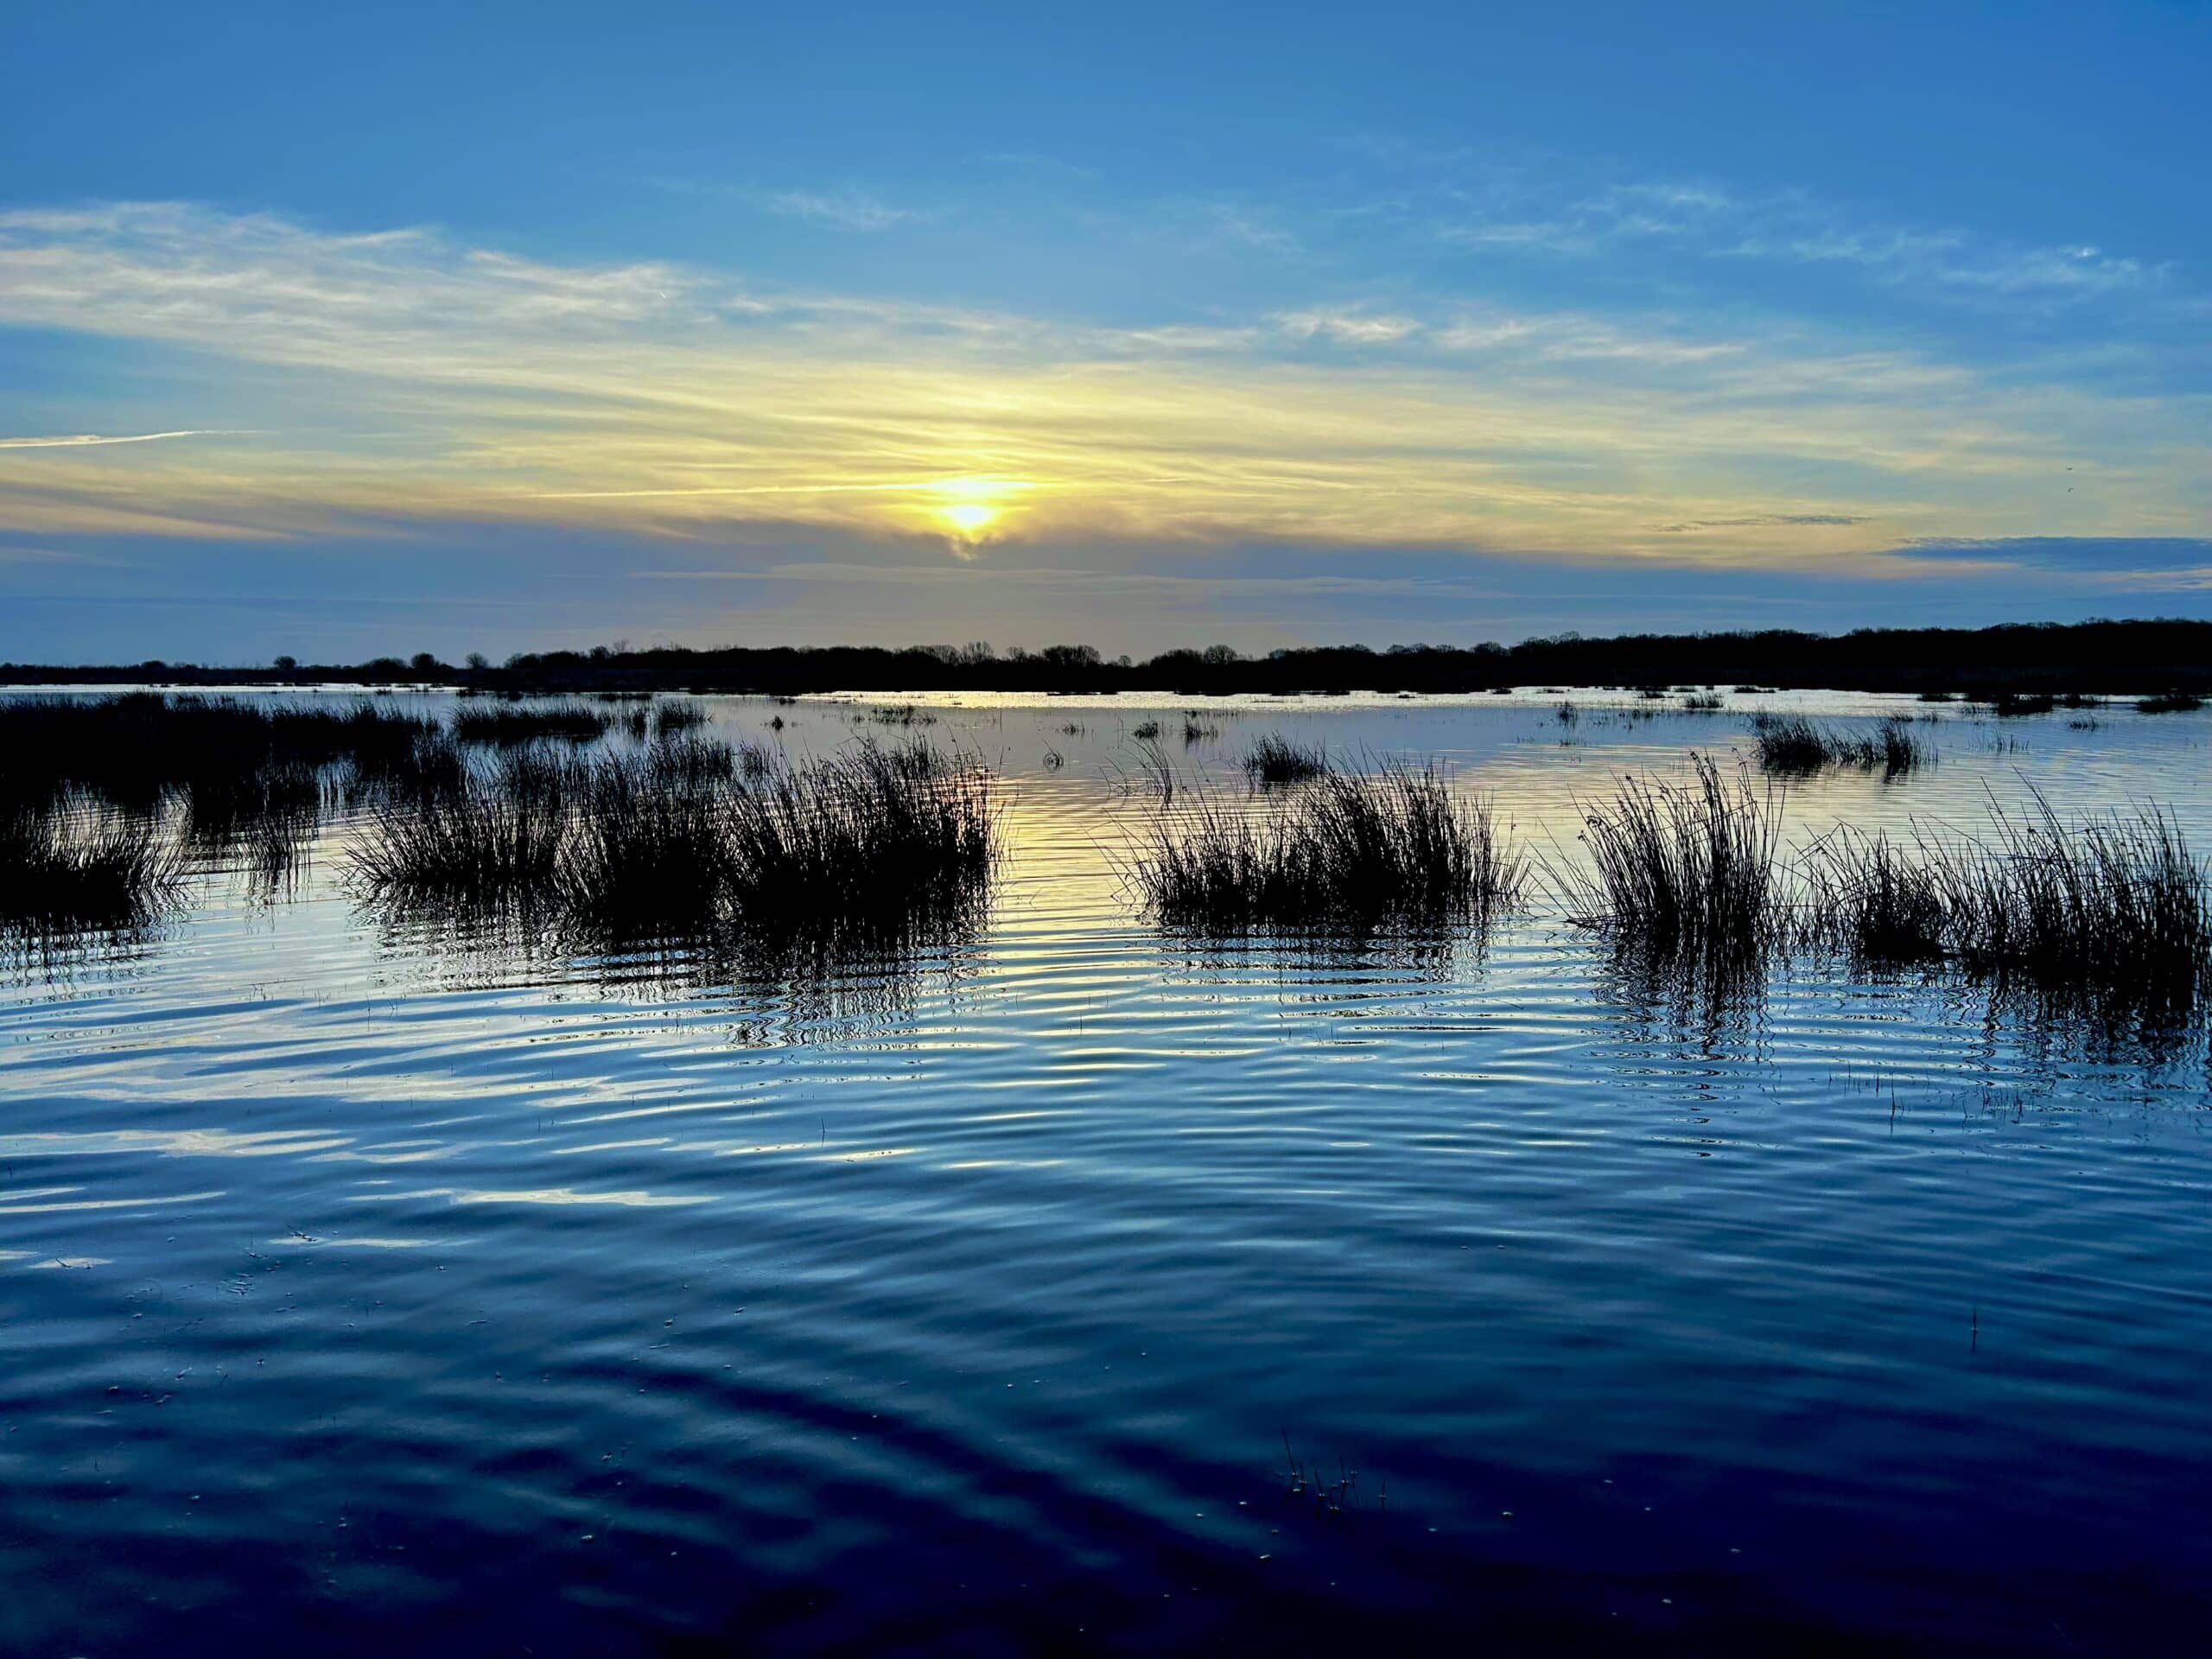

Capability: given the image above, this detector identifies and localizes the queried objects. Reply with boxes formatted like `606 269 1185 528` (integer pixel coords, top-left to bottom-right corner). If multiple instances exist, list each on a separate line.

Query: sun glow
937 501 1000 538
927 477 1029 543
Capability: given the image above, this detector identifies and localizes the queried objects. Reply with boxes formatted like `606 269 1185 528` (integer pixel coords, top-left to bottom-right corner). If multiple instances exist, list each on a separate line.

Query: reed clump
1796 797 2209 1024
617 698 710 741
1242 734 1328 785
349 736 997 946
0 693 437 814
712 742 996 941
1549 757 1785 975
349 750 573 906
1131 760 1520 931
1751 714 1929 777
0 794 187 931
450 701 611 746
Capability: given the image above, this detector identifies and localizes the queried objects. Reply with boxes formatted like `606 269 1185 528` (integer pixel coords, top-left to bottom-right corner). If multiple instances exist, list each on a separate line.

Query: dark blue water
4 692 2209 1655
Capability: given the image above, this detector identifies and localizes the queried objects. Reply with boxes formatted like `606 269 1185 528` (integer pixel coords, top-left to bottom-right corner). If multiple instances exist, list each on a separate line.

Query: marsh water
3 689 2209 1656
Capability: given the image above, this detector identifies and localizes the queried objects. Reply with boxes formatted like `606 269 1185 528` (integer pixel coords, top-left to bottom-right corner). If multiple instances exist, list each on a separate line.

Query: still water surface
3 691 2209 1654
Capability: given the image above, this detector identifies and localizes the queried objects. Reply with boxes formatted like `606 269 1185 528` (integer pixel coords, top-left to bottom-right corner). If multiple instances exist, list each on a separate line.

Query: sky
3 2 2209 664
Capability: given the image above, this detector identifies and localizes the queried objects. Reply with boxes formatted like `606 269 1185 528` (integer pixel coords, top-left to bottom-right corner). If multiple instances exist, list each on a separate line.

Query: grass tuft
1795 796 2209 1027
1548 756 1784 976
2136 691 2205 715
1131 761 1520 931
350 736 997 950
1751 714 1929 777
1241 734 1328 785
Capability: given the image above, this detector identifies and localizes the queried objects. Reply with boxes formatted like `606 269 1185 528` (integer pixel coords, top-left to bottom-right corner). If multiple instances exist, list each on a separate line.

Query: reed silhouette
1131 760 1520 931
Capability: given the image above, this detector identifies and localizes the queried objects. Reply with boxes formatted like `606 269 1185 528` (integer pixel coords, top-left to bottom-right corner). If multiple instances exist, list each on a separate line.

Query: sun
923 475 1030 543
936 501 1000 538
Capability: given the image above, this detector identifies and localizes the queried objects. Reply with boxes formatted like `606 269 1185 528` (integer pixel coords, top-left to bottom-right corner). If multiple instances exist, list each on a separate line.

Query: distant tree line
7 619 2209 696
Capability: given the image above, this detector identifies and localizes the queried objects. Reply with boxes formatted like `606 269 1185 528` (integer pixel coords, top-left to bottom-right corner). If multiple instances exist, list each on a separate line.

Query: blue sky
3 2 2209 661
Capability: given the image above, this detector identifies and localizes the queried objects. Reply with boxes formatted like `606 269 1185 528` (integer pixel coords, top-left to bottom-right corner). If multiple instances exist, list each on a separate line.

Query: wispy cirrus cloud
0 429 252 449
1273 307 1422 344
760 188 916 232
0 200 2202 575
1424 174 2175 306
1653 513 1871 534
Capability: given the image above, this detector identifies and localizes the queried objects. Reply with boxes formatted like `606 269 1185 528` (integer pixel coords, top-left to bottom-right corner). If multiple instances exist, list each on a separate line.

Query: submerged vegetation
1750 714 1930 777
1547 755 2209 1035
351 735 998 954
1130 760 1521 931
451 701 612 746
2 689 2205 1039
0 692 435 814
1241 734 1328 785
2136 691 2206 715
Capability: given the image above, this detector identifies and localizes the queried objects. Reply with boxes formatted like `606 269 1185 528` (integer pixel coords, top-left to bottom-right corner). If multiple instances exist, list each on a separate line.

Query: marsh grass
1242 734 1328 785
652 699 709 735
0 696 468 902
1751 714 1929 777
451 701 611 746
552 753 733 931
0 794 187 931
1796 796 2209 1025
711 741 997 942
180 759 332 897
349 751 573 908
1548 756 1784 982
2136 691 2206 715
350 736 997 949
1130 760 1520 931
0 693 437 814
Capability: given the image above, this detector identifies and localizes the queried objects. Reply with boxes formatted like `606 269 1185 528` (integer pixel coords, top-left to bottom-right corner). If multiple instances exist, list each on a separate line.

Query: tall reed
1131 761 1520 931
1242 734 1327 785
1548 756 1785 972
348 736 997 946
